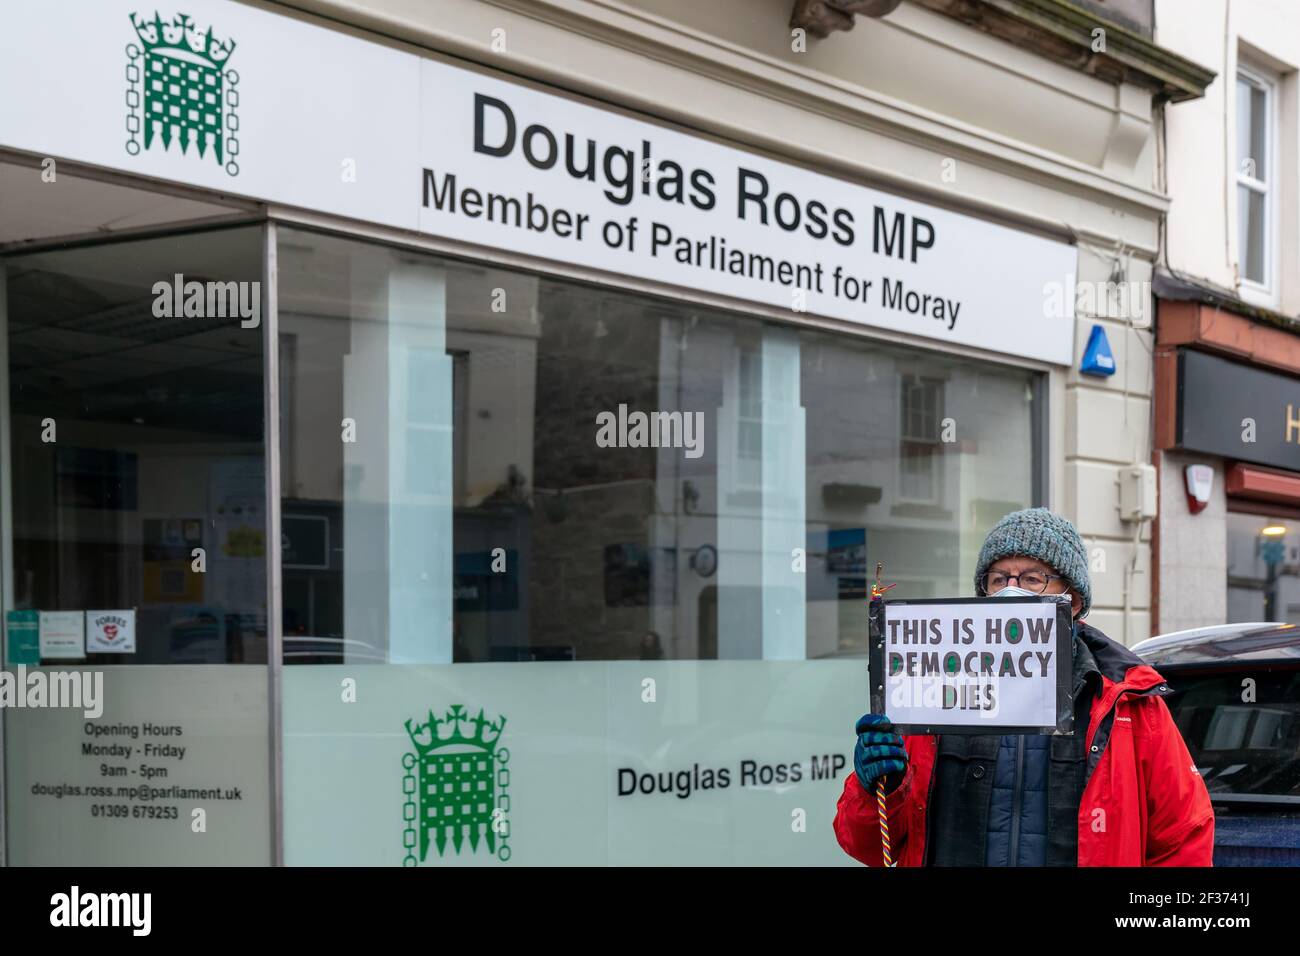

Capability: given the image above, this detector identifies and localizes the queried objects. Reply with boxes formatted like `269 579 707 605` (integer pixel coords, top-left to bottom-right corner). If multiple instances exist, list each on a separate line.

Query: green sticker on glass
6 610 40 665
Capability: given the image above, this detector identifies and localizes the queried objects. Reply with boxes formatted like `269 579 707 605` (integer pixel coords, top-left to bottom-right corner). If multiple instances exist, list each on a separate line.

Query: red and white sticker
86 610 136 654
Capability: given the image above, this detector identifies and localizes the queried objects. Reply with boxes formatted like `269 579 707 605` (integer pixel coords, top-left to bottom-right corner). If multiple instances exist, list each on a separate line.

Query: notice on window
869 596 1073 735
5 666 270 865
86 610 136 654
5 610 40 665
40 611 86 660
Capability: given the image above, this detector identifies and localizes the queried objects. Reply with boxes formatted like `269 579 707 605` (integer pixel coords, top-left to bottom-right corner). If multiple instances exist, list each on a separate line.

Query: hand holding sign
853 713 907 794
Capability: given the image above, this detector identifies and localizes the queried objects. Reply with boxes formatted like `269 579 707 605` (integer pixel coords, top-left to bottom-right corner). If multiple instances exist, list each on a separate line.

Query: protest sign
869 596 1073 735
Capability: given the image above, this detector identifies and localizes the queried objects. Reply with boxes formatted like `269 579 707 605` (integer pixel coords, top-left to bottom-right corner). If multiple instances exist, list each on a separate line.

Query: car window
1163 668 1300 800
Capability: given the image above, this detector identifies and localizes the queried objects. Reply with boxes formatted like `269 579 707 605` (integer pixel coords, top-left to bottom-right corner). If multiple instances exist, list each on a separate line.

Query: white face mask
991 585 1038 599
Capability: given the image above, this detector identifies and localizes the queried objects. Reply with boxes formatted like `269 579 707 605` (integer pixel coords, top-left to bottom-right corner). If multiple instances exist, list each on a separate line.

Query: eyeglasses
978 570 1065 595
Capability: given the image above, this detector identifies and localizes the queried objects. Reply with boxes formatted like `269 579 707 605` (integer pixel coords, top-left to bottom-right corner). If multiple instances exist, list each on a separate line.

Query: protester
834 507 1214 866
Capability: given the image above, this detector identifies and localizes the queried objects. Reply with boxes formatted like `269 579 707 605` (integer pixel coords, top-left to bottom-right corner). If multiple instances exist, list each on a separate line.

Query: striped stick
876 776 892 867
871 561 897 868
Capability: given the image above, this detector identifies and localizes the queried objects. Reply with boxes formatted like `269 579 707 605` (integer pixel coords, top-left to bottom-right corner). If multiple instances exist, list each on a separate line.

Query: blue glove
854 713 908 795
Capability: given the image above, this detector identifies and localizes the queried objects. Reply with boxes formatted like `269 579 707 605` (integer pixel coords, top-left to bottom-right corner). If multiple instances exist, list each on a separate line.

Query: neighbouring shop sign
0 0 1077 365
1175 349 1300 471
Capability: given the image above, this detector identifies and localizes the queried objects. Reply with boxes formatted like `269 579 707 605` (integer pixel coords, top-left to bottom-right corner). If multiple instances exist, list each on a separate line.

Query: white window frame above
1235 62 1280 306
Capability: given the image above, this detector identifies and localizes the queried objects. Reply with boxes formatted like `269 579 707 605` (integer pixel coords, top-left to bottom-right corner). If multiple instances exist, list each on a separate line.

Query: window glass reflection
1227 512 1300 623
277 227 1040 663
6 227 265 664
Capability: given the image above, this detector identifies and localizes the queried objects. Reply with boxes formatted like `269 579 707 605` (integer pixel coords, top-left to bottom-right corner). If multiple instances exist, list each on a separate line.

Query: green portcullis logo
403 704 511 865
126 11 240 176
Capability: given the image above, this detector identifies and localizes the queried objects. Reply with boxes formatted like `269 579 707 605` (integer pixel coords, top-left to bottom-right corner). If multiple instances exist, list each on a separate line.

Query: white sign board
86 610 136 654
284 661 860 865
39 611 86 660
3 665 270 865
871 598 1072 733
0 0 1076 365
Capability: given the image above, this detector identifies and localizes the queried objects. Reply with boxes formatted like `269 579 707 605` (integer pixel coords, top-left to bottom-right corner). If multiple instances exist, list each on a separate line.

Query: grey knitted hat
974 507 1091 617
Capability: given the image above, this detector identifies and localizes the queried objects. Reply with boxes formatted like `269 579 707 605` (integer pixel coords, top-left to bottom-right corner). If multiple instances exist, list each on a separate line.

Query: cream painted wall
1154 0 1299 631
288 0 1167 244
288 0 1175 643
1156 449 1228 632
1158 0 1300 314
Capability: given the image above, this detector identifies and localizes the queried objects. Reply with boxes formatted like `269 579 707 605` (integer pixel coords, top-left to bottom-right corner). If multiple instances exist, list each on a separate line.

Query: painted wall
1155 0 1300 630
1158 0 1299 313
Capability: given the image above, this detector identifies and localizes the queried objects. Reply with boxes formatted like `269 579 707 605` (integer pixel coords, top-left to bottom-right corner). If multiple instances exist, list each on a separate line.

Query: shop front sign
1 0 1078 365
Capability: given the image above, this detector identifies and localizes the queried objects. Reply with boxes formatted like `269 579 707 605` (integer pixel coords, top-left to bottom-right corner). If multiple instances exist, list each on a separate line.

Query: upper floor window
1236 64 1277 302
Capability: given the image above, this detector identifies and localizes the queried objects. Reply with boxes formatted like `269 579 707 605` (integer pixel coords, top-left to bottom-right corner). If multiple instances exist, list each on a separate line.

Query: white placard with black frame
869 595 1074 735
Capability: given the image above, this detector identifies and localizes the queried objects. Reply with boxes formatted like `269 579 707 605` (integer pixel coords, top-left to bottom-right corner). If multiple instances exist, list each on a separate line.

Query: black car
1132 622 1300 866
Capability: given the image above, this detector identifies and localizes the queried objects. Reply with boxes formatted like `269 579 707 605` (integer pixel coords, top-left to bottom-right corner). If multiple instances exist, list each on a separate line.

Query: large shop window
276 227 1043 865
2 226 271 865
276 227 1042 664
1227 511 1300 624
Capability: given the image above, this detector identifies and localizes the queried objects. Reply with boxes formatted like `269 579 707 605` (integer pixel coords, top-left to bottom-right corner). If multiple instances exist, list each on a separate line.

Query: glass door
0 224 272 864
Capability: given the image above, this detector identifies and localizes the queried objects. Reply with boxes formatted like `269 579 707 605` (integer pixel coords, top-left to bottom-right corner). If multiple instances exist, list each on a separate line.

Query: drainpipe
1122 516 1146 645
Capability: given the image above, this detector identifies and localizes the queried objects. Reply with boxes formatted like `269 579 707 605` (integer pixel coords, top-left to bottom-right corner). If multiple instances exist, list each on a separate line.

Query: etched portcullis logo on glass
402 704 511 865
126 11 240 175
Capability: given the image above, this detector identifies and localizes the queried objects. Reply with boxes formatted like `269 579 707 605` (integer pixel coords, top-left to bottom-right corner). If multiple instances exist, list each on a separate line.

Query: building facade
1153 0 1300 633
0 0 1209 864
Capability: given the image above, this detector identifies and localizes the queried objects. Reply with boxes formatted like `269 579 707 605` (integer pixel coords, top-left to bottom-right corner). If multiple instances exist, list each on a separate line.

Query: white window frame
734 345 764 491
897 373 944 505
1236 63 1280 306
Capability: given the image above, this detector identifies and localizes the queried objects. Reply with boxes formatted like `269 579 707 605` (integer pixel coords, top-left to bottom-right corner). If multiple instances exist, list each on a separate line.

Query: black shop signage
1176 349 1300 471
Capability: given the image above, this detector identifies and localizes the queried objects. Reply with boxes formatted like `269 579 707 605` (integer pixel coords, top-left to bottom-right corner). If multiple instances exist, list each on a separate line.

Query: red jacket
834 627 1215 866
